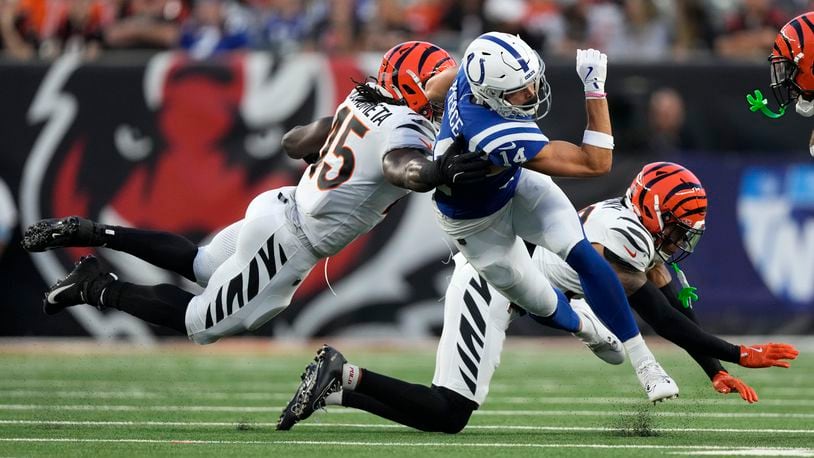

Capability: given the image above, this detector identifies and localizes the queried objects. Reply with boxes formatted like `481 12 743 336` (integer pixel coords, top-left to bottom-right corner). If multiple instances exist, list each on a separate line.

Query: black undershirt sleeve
628 281 739 379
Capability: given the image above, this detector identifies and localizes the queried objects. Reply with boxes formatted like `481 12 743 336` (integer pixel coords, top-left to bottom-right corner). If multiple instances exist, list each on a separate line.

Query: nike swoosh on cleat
749 347 763 352
623 246 637 258
47 284 75 304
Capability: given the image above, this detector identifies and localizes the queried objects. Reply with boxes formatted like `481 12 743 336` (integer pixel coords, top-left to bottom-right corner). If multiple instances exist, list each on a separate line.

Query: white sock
622 334 655 368
342 363 361 391
324 390 343 406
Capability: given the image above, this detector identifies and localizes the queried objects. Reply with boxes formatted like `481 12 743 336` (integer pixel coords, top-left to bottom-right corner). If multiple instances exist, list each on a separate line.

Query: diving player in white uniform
22 41 492 345
530 163 798 403
276 163 799 434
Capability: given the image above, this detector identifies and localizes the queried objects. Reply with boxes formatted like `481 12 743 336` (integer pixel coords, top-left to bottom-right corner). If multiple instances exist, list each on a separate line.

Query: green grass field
0 338 811 457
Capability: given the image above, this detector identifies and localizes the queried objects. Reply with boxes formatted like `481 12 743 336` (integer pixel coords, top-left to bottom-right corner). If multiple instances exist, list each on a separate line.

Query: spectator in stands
360 0 411 52
672 0 717 60
178 0 249 59
404 0 447 36
47 0 109 59
598 0 671 61
521 0 565 55
306 0 364 54
435 0 487 52
1 0 111 60
552 0 595 57
715 0 788 59
646 87 697 156
258 0 311 53
0 0 35 59
104 0 186 50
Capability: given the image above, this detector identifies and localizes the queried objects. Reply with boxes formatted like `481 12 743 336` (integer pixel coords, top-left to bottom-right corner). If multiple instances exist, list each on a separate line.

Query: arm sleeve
629 281 738 379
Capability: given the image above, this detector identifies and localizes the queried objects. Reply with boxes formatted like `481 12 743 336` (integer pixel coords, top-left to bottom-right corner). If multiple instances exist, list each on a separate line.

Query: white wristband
582 130 614 149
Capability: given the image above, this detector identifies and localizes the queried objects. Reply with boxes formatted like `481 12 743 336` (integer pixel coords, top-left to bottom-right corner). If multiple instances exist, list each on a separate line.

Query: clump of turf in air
611 405 659 437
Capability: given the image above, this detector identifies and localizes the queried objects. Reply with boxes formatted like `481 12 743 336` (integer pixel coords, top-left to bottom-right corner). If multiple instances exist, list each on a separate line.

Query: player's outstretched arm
711 371 759 403
281 116 333 163
382 136 490 192
522 49 613 177
649 263 801 369
738 343 799 368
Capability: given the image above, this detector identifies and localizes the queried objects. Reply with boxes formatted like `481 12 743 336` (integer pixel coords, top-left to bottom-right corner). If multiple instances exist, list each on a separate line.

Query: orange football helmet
625 162 707 262
769 12 814 110
377 41 456 123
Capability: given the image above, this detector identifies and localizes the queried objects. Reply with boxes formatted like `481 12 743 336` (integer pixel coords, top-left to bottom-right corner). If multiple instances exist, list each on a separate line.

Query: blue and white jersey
432 69 550 219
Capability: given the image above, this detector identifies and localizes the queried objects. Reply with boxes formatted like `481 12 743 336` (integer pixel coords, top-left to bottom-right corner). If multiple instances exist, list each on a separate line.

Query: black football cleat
23 216 108 252
43 255 117 315
276 345 347 431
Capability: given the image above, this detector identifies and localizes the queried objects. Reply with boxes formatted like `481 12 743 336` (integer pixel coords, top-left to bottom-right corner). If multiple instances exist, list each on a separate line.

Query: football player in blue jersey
277 34 683 433
429 32 677 402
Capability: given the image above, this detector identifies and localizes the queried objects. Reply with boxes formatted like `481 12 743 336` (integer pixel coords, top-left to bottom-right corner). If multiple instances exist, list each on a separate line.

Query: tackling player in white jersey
21 41 493 344
276 163 799 434
529 162 799 403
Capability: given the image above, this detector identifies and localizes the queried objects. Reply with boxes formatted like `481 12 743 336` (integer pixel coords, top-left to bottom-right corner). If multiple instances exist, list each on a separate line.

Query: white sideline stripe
4 380 814 397
0 390 291 401
670 451 814 456
0 437 812 452
1 420 813 434
4 390 814 406
1 404 814 419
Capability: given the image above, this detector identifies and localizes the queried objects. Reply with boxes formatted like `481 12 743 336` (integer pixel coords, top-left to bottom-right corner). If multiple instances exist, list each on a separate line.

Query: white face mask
796 97 814 117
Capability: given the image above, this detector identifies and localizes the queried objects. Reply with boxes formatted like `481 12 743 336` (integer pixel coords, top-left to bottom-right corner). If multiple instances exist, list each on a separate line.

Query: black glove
432 136 491 185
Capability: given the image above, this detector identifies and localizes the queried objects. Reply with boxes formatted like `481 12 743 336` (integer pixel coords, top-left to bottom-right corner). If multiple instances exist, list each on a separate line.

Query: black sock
350 368 476 433
341 391 428 428
104 281 191 334
103 226 198 281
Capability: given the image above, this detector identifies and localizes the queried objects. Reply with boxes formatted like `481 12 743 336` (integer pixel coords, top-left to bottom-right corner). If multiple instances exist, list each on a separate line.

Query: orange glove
712 371 758 403
739 343 799 368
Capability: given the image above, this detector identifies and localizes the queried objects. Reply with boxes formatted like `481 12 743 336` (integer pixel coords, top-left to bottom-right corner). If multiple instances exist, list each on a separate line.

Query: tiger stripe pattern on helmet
770 12 814 107
377 41 455 121
627 161 707 240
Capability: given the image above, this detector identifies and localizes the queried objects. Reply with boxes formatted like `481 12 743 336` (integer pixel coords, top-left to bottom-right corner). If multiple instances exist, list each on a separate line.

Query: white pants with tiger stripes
185 187 320 344
432 253 513 405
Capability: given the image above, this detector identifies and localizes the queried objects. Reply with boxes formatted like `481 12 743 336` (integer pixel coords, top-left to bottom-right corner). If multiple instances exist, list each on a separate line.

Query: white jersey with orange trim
294 85 436 257
533 198 656 297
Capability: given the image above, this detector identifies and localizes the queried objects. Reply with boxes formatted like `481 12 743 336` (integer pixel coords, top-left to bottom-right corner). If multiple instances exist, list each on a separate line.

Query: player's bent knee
439 409 474 434
478 262 521 290
433 386 477 434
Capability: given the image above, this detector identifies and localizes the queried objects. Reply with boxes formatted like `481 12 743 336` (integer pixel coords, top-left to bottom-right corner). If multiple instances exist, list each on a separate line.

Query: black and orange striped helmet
625 162 707 262
377 41 456 123
769 12 814 109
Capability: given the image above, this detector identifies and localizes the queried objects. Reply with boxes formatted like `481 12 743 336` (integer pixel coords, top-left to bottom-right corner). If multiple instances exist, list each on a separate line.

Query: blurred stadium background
1 0 814 455
1 0 813 341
